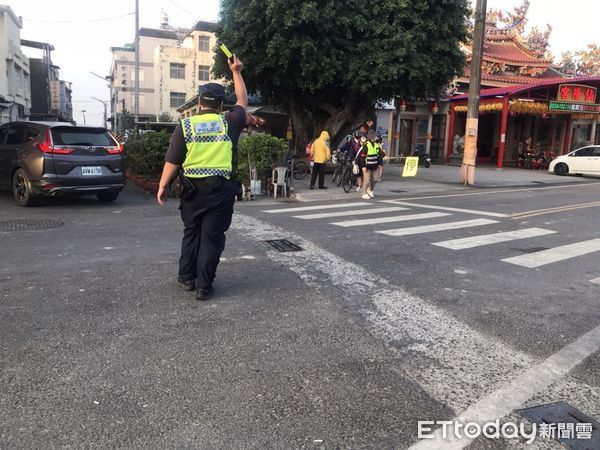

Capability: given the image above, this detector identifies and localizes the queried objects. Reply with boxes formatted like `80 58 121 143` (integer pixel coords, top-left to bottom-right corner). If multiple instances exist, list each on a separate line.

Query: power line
25 12 134 24
167 0 197 19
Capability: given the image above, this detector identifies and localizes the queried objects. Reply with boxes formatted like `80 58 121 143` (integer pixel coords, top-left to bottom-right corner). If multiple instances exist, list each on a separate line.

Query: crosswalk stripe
432 228 557 250
380 200 508 218
294 206 409 220
376 218 499 237
262 202 369 213
331 212 451 227
502 238 600 268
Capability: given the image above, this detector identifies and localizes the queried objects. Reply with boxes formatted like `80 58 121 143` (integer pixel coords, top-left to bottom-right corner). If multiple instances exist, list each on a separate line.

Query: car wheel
97 191 119 202
12 168 37 207
554 163 568 176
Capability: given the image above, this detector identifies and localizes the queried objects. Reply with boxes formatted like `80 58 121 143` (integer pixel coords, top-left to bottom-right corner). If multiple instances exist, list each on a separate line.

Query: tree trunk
289 97 310 157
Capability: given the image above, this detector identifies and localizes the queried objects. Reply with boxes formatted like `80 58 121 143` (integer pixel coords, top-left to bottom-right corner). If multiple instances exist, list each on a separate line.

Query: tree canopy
215 0 469 148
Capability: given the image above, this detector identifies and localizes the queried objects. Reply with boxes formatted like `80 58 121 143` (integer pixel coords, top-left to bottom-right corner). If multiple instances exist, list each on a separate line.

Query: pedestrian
156 55 248 301
353 133 366 192
376 136 387 180
357 130 380 199
309 130 331 190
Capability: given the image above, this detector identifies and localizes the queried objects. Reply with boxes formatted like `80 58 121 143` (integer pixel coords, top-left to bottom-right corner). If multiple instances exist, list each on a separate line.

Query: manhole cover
0 219 64 231
518 402 599 449
264 239 303 252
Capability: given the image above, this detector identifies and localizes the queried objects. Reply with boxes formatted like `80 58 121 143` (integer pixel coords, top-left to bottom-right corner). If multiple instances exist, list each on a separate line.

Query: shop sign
548 101 600 113
557 84 597 103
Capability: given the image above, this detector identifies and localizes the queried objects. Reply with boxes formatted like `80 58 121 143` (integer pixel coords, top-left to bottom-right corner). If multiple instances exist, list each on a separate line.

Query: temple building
446 2 600 168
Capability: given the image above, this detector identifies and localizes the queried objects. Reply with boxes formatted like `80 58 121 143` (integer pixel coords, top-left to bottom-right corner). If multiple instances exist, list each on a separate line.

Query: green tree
157 112 174 122
214 0 468 148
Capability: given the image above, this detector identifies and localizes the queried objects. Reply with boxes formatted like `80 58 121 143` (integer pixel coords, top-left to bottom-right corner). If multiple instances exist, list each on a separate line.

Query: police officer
157 55 247 301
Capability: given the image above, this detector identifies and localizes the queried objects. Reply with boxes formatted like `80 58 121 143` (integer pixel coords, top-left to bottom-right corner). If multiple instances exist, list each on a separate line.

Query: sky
7 0 600 126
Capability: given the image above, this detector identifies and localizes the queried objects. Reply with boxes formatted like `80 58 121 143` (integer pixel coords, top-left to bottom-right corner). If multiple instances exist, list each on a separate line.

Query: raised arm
228 55 248 110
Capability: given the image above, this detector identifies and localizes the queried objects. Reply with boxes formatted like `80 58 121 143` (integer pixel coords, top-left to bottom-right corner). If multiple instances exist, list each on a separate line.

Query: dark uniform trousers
178 176 237 290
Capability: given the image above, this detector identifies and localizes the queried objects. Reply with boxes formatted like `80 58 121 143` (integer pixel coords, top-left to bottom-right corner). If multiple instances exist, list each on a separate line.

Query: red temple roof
450 76 600 101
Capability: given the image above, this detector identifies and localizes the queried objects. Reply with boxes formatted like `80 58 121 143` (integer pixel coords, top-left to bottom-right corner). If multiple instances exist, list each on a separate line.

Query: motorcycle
412 146 431 168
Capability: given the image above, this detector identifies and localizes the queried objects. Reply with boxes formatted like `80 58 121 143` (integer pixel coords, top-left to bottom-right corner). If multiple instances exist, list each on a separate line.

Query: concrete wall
0 6 31 122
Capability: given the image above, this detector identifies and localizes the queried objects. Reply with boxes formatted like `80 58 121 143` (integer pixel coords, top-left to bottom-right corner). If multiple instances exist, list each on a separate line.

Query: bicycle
331 150 347 185
284 155 308 180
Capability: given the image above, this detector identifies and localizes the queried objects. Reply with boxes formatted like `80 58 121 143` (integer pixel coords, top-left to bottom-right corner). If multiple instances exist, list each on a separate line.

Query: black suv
0 121 126 206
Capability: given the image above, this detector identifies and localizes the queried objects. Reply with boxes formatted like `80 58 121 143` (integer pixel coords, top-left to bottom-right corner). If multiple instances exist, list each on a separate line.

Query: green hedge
124 130 171 178
125 130 288 182
238 133 288 183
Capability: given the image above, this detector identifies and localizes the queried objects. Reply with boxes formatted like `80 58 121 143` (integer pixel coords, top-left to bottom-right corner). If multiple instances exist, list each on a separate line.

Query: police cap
199 83 226 102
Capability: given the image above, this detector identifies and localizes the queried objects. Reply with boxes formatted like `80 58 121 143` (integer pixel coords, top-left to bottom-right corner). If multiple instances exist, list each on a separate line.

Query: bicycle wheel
293 160 308 180
342 168 353 193
332 165 342 185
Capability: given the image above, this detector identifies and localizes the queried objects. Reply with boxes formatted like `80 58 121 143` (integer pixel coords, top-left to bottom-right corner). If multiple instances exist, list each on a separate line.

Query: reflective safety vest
365 141 379 166
181 112 232 179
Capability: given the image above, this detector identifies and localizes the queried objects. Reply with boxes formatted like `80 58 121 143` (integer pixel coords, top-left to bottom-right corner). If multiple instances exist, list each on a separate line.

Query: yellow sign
402 156 419 177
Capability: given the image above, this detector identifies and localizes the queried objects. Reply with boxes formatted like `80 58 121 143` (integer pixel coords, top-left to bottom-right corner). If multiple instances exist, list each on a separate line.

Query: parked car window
5 126 25 145
572 147 593 157
593 147 600 157
0 128 8 145
50 127 115 146
25 127 40 142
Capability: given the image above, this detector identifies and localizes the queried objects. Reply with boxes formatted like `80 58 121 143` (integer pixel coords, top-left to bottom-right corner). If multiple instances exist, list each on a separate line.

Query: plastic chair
271 166 288 198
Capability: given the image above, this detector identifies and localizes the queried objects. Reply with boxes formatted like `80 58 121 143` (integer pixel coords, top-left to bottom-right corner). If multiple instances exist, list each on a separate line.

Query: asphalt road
1 181 599 449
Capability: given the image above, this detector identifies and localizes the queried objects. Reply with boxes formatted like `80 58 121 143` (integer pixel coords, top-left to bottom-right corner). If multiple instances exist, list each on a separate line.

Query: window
170 63 185 79
0 128 8 145
573 147 594 157
50 128 115 146
170 92 186 109
198 36 210 53
198 65 210 81
25 127 39 143
5 126 25 145
593 147 600 156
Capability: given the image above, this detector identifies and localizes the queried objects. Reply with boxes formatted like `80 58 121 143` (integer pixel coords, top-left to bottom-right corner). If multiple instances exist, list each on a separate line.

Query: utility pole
460 0 487 185
134 0 140 125
89 71 112 131
91 97 107 128
81 109 87 125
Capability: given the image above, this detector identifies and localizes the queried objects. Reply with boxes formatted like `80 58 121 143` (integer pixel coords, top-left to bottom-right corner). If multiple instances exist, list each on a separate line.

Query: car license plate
81 166 102 176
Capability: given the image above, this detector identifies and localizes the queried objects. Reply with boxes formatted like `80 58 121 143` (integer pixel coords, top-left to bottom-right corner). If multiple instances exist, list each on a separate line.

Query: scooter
412 147 431 168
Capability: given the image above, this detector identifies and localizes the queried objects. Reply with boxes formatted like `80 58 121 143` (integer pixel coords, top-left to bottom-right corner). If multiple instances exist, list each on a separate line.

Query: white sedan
549 145 600 176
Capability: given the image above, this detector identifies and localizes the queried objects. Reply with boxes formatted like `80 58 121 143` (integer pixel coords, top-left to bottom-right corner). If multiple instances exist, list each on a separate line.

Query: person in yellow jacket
309 130 331 189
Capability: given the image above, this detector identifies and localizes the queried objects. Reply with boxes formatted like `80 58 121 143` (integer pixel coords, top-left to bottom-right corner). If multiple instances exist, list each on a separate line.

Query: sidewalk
249 164 599 204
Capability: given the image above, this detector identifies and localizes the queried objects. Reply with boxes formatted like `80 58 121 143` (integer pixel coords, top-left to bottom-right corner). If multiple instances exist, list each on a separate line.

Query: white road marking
262 202 369 213
432 228 557 250
393 181 598 202
590 277 600 285
294 206 408 220
501 238 600 268
331 212 450 227
377 219 499 237
234 214 600 450
232 214 534 414
409 322 600 450
380 200 508 218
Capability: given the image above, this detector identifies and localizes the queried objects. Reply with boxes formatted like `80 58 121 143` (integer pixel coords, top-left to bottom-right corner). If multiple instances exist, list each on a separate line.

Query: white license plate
81 166 103 176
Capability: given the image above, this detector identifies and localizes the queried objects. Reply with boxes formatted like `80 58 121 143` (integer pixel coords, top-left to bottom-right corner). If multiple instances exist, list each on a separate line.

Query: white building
109 16 218 131
0 5 31 123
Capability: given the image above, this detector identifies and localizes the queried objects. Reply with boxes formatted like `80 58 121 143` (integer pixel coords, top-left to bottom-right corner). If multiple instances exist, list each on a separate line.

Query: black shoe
309 186 314 190
318 186 328 189
196 286 214 301
177 278 195 291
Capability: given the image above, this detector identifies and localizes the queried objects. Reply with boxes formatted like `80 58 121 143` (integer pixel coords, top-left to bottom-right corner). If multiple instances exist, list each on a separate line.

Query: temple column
497 97 509 169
